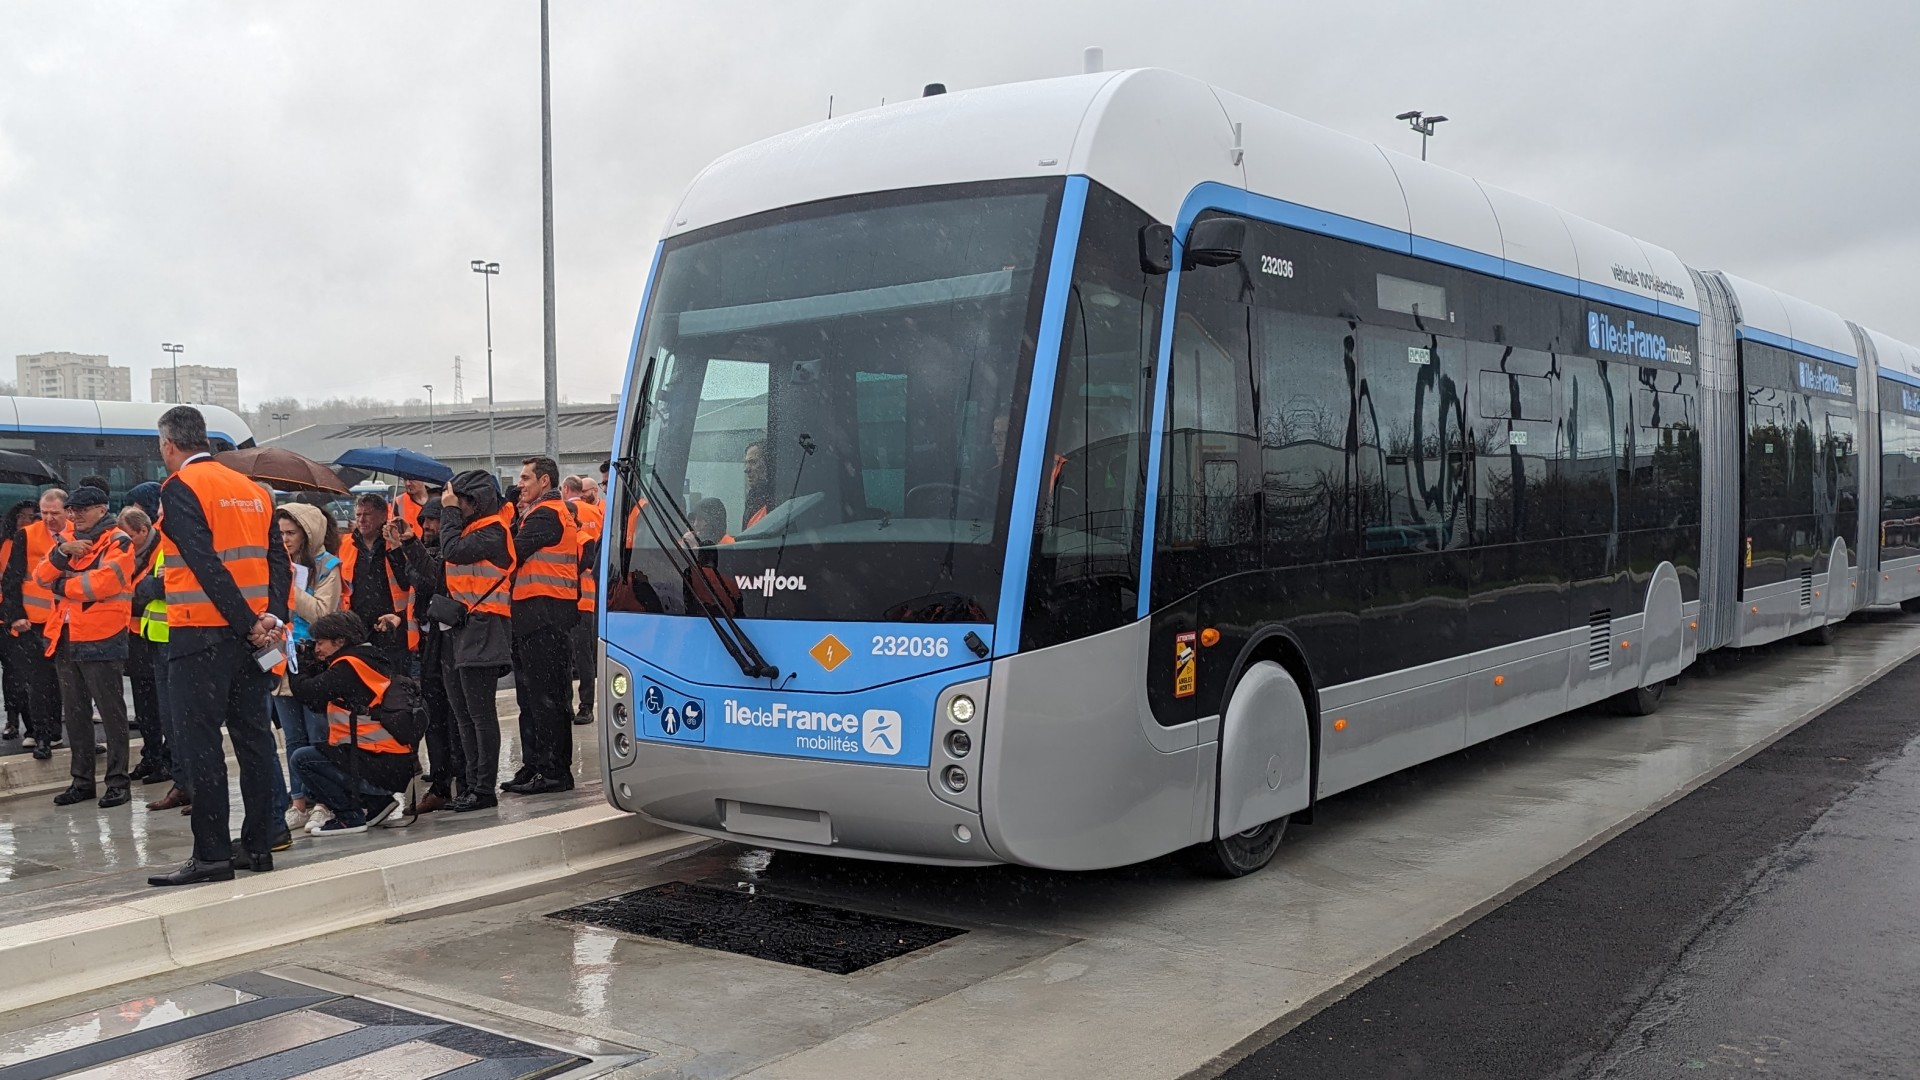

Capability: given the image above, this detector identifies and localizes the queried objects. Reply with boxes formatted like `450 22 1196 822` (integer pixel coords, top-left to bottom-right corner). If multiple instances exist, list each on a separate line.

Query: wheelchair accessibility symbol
643 685 663 714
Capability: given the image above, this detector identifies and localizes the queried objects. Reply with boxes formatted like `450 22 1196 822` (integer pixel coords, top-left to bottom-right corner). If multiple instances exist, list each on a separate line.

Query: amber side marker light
1199 627 1221 647
1333 718 1348 731
1493 675 1505 686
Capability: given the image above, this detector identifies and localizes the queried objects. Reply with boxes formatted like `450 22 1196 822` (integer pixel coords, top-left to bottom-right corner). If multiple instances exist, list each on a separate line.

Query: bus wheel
1903 598 1920 615
1613 680 1665 717
1190 817 1289 878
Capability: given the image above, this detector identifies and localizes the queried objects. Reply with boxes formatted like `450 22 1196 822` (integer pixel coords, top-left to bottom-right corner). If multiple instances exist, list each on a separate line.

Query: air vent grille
1800 569 1814 609
1588 610 1613 668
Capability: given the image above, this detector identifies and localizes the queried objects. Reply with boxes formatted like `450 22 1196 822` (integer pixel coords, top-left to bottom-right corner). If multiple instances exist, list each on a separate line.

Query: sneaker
21 735 34 748
365 791 405 828
31 746 51 761
48 737 64 750
284 804 311 831
269 827 295 852
1 721 16 740
304 804 335 834
309 818 368 837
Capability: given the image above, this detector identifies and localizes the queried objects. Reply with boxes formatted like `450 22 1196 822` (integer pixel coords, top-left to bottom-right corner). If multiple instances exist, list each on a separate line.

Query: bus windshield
612 179 1063 623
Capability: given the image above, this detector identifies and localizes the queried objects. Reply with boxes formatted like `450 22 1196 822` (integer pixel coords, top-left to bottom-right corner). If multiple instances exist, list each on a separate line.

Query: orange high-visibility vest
393 492 426 535
570 499 604 614
340 539 418 651
19 520 69 626
445 505 516 618
511 497 580 603
325 653 408 754
35 527 135 656
160 459 274 630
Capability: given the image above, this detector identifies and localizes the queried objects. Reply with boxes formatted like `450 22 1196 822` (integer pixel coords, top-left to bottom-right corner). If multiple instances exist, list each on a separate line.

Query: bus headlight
941 765 968 792
612 673 630 698
945 730 972 758
948 695 975 723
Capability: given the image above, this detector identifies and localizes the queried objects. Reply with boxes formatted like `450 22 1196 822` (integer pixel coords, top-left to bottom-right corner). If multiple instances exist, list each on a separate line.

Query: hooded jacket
437 472 515 670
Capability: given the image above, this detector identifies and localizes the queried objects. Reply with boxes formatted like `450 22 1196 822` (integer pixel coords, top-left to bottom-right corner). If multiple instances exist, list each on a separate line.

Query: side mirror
1138 222 1173 275
1184 217 1246 269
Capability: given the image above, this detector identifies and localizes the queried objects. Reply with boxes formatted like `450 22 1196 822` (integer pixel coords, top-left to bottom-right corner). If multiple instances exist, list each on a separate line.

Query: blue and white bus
598 69 1920 875
0 398 255 507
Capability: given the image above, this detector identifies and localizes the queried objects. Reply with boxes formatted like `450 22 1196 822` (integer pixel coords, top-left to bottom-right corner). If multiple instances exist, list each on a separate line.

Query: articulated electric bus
597 68 1920 875
0 398 255 506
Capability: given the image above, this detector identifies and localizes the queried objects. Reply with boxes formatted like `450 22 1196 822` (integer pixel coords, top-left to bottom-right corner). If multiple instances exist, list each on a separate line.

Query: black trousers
513 627 573 779
0 629 28 726
570 619 596 716
171 636 280 863
61 658 130 787
444 662 503 795
129 636 164 765
153 644 186 795
17 628 61 746
420 645 463 798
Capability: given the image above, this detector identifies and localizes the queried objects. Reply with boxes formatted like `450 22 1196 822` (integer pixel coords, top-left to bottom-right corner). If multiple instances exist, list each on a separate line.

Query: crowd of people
0 406 606 886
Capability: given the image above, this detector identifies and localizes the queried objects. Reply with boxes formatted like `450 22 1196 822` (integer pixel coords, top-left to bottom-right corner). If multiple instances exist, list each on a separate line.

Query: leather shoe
129 761 151 782
98 785 130 809
269 827 294 852
572 709 595 726
148 858 235 887
231 847 274 872
31 746 51 761
449 792 498 812
147 786 191 811
518 774 568 795
500 777 533 794
415 791 449 814
53 784 97 806
143 768 173 786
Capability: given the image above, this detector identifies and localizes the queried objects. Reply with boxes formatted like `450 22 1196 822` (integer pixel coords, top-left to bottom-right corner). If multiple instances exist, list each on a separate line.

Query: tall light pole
470 259 500 476
1395 110 1448 161
423 384 435 452
161 343 183 402
539 0 560 463
271 411 291 440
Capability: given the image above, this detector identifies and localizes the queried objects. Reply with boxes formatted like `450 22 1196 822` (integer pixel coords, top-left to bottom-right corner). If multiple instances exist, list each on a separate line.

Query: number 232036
872 635 949 658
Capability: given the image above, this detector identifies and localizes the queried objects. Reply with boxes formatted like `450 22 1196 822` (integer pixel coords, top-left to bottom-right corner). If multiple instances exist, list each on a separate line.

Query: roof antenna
827 94 834 119
1083 46 1104 74
923 82 946 97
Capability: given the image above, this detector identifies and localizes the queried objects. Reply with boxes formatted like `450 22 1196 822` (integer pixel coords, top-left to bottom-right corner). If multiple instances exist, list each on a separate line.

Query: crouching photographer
286 610 424 837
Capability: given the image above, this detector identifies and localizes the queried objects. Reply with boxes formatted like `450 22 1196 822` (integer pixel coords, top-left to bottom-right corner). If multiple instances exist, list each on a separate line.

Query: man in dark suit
146 406 293 887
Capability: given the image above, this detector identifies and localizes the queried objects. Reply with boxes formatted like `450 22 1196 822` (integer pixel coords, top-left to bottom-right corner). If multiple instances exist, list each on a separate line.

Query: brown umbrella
212 447 351 494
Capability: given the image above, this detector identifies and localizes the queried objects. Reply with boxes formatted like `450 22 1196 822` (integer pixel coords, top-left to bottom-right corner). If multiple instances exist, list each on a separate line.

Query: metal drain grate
550 882 966 974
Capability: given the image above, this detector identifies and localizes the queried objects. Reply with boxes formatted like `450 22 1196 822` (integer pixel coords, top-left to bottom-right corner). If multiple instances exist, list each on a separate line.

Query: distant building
15 351 132 401
152 364 240 410
264 401 617 487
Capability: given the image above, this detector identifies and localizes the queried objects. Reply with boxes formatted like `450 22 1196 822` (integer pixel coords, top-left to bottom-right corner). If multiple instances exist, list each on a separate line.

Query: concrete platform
0 694 691 1014
12 614 1917 1080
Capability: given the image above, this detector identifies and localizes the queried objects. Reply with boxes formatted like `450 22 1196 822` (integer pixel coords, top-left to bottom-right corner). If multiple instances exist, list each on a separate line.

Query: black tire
1189 816 1289 878
1799 620 1836 646
1612 679 1665 717
1901 598 1920 615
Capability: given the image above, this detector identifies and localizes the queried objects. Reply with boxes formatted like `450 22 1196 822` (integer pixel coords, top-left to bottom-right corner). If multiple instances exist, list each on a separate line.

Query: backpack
371 672 428 747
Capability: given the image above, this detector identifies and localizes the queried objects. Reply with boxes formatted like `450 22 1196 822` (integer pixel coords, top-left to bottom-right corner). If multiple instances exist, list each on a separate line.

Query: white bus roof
1865 327 1920 383
667 68 1698 322
1716 272 1860 367
0 398 255 446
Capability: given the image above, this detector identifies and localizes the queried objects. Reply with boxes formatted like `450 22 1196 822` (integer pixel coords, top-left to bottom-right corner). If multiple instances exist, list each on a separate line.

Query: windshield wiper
621 460 778 680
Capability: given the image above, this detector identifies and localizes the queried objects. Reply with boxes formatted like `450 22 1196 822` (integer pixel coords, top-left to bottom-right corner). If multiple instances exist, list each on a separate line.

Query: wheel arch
1220 625 1320 824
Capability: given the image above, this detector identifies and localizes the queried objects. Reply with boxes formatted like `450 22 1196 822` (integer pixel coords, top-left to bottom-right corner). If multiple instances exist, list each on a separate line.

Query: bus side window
1258 309 1357 566
1019 182 1164 650
1157 296 1259 599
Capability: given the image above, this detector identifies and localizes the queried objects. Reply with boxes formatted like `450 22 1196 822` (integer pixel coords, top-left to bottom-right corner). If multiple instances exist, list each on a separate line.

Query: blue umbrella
333 446 453 484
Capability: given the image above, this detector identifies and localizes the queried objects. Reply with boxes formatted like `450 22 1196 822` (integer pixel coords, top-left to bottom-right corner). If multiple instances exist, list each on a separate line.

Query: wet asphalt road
1218 655 1920 1080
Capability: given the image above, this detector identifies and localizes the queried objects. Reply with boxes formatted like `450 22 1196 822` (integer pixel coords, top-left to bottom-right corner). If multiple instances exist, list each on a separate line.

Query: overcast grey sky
1 1 1914 410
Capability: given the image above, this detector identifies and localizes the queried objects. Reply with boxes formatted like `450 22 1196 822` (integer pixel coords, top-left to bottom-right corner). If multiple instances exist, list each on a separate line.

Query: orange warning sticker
1174 631 1197 698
